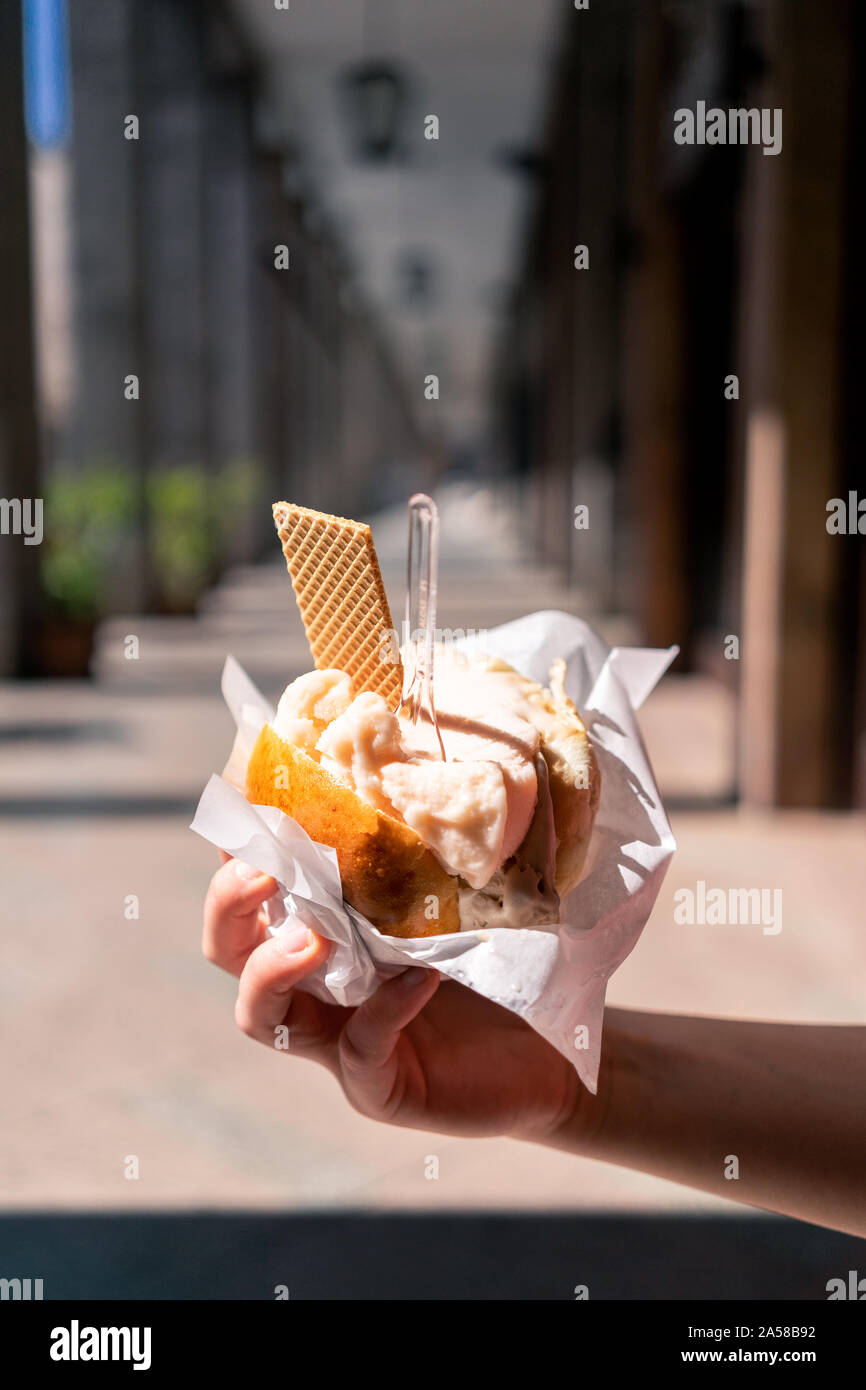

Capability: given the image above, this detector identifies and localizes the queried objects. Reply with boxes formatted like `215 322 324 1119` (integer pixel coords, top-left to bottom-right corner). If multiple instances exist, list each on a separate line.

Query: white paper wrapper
190 611 677 1092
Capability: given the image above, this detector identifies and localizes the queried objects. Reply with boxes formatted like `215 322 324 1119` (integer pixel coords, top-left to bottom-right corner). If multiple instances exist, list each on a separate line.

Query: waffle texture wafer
273 501 403 710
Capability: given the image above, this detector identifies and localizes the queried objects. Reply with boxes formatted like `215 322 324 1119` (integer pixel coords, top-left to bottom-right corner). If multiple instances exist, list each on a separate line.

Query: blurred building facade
1 0 863 810
2 0 427 647
496 0 864 808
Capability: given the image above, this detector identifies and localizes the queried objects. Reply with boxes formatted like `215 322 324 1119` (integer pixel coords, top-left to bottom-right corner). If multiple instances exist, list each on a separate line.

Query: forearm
544 1009 866 1236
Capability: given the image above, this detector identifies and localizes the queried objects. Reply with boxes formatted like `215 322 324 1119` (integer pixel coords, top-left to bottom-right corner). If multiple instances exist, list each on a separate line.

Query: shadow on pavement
2 1212 864 1300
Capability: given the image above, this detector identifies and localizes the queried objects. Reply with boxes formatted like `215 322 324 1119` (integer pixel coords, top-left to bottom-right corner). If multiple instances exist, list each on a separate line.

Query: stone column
622 0 690 652
250 151 291 550
0 0 43 673
133 0 206 470
203 67 258 564
67 0 145 610
737 0 857 807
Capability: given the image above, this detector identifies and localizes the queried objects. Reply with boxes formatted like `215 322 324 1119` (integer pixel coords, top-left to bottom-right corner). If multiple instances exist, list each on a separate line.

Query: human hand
203 854 589 1142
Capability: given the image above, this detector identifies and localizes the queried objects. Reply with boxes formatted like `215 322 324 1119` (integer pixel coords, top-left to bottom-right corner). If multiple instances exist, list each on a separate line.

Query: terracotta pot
36 614 96 678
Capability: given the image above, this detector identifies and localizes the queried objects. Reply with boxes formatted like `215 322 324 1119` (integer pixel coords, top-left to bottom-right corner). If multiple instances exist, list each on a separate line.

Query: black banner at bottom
1 1299 862 1375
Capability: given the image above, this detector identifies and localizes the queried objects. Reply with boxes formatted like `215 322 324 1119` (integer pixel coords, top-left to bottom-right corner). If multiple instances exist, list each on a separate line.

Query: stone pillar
251 152 291 548
622 0 690 652
134 0 206 470
737 0 857 807
0 0 43 673
203 68 258 563
67 0 145 610
568 0 628 608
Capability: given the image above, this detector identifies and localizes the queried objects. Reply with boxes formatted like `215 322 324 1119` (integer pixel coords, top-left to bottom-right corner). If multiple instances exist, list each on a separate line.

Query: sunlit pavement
1 488 863 1219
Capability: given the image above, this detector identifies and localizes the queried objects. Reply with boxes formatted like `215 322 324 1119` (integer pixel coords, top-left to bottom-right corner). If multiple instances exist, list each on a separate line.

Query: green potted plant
146 458 264 611
38 466 138 676
146 463 217 614
214 456 263 565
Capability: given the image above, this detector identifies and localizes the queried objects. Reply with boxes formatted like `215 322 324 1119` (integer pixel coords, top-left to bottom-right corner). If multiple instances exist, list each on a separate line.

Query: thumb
340 967 439 1076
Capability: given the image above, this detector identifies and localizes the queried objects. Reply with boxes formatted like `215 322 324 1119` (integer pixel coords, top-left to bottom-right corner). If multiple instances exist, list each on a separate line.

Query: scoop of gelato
269 646 571 928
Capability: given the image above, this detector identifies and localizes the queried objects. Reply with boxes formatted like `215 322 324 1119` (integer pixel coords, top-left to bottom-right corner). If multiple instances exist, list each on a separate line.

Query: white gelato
271 646 563 924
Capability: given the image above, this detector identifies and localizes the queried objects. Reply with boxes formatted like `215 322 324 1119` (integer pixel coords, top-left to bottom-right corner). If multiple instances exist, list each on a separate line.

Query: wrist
513 1008 653 1157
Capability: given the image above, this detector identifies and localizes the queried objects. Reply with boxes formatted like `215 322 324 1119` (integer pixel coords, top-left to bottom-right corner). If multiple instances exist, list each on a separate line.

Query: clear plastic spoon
401 492 446 760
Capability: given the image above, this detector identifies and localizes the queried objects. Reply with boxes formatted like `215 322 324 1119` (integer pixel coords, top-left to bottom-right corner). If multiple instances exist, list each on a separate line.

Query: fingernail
234 859 266 880
273 923 313 955
399 966 429 989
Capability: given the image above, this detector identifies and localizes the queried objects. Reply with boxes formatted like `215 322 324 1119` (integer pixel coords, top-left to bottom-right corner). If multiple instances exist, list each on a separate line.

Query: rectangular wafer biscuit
273 501 403 710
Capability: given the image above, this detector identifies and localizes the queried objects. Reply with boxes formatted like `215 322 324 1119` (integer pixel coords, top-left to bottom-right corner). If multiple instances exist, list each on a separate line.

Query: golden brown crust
464 654 600 898
246 722 460 938
545 742 600 897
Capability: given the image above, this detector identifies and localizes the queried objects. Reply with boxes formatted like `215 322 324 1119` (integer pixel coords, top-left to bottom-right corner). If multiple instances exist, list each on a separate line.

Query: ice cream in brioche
244 502 600 939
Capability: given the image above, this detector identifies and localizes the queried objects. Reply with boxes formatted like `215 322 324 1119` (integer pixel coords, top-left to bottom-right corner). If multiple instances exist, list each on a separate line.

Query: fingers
340 967 440 1075
202 857 278 977
234 922 337 1055
209 856 441 1084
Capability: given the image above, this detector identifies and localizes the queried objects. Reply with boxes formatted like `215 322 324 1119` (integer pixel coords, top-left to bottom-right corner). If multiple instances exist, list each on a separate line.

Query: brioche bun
246 722 459 937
